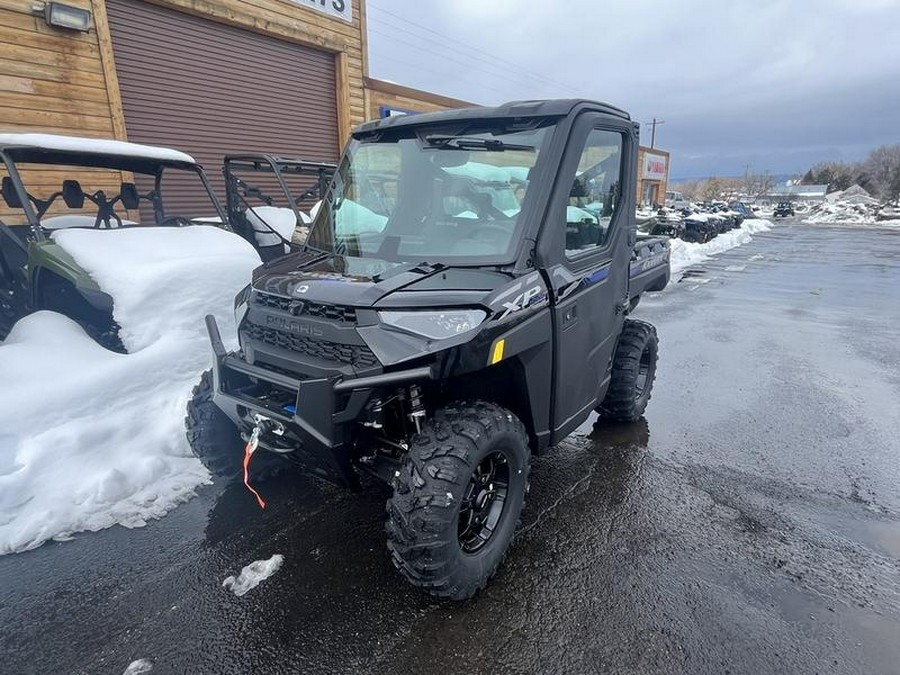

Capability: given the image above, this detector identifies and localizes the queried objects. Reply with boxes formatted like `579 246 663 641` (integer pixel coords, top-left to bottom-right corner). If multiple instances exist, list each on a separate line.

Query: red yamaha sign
642 152 668 180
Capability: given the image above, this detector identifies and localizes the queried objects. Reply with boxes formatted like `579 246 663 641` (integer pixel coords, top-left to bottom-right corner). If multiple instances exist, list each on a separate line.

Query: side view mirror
119 182 140 210
1 176 23 208
62 180 85 209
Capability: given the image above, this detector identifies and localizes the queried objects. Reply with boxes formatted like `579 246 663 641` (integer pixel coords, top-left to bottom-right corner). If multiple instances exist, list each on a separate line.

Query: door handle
563 306 578 326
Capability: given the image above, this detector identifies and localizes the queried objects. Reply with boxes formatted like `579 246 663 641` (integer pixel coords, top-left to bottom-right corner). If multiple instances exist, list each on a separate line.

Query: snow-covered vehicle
224 155 336 262
186 99 670 600
646 207 684 238
729 201 757 219
0 134 228 346
680 211 717 242
665 191 691 210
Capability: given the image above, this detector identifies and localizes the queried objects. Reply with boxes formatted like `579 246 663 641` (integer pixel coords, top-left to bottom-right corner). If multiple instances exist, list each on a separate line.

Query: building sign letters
295 0 352 23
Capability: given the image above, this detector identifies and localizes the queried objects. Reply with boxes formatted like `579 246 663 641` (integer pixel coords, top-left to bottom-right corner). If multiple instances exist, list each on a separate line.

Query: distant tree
700 177 725 201
863 145 900 199
888 164 900 201
800 147 900 199
670 180 701 200
804 161 859 193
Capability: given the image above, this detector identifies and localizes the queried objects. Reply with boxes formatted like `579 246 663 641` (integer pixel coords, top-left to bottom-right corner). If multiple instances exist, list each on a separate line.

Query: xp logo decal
499 285 546 319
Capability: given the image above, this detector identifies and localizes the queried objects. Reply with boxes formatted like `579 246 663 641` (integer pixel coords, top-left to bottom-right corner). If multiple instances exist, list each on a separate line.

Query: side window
565 128 624 258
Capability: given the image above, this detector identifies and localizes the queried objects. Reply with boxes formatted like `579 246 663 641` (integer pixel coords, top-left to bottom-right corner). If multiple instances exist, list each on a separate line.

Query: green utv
0 134 227 347
186 100 671 599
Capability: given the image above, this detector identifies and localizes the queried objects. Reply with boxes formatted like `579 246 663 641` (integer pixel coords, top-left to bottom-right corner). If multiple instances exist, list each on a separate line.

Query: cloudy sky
365 0 900 179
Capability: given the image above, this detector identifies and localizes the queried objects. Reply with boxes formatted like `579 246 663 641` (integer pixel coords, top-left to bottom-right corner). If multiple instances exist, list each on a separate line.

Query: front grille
253 292 357 323
243 323 378 369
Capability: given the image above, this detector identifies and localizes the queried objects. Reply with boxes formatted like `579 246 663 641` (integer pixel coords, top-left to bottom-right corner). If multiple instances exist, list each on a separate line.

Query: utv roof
0 133 197 173
354 99 631 136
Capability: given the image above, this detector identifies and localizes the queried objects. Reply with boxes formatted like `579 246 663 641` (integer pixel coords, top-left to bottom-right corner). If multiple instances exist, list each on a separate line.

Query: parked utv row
639 200 751 243
2 99 671 601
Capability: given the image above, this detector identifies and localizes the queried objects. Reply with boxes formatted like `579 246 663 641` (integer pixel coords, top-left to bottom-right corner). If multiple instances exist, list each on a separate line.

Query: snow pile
808 200 875 223
0 227 260 554
668 218 773 278
803 200 879 225
122 659 153 675
825 185 879 206
52 226 258 351
223 554 284 596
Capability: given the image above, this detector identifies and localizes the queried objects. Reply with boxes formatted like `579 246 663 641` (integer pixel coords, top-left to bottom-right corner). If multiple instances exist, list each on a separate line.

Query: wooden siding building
0 0 473 201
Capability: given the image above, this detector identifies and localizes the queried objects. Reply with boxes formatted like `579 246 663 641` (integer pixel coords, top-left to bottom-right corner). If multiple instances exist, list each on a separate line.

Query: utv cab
0 134 227 346
187 99 670 600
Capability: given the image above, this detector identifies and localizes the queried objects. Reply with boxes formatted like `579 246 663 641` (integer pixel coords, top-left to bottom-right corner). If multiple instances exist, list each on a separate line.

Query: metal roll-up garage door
106 0 340 217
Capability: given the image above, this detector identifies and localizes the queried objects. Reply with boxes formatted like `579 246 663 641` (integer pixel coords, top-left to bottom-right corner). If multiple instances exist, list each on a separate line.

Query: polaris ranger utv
187 99 670 599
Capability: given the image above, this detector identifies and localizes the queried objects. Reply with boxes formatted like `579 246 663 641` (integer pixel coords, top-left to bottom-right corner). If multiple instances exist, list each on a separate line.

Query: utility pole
649 118 665 148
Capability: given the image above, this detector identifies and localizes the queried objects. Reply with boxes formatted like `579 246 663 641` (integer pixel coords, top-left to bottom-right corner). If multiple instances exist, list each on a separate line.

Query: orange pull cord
243 437 267 509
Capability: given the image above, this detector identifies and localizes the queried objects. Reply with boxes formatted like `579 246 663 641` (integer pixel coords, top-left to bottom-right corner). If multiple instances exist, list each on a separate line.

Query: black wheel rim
458 451 510 554
635 344 653 398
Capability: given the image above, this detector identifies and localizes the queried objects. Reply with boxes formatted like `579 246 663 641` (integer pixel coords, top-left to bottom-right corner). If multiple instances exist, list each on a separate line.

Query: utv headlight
379 309 486 340
234 284 252 325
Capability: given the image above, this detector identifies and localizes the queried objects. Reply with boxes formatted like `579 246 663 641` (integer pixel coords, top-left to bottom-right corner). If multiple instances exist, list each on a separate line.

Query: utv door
541 116 637 441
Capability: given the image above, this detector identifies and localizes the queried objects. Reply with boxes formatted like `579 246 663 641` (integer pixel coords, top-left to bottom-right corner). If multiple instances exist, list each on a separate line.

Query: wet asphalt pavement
2 222 900 675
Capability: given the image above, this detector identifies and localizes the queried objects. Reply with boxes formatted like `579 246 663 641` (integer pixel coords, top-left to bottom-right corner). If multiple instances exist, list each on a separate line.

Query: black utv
774 201 795 217
186 99 670 599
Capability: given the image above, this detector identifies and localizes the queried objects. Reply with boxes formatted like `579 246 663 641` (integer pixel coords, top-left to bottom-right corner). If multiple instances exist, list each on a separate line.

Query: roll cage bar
223 154 336 251
0 146 227 241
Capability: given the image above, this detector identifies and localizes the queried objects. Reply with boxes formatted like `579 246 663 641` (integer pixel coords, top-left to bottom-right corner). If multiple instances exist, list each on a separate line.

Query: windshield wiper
424 136 534 152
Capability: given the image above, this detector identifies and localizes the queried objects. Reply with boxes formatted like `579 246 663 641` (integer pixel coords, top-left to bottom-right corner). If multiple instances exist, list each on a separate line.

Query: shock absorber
408 384 425 434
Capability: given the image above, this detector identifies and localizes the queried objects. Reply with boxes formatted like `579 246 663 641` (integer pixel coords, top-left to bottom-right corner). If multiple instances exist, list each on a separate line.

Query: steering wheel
471 223 512 241
158 216 193 227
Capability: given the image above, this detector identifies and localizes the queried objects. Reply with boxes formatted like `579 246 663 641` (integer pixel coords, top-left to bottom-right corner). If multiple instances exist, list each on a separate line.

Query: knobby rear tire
598 319 659 422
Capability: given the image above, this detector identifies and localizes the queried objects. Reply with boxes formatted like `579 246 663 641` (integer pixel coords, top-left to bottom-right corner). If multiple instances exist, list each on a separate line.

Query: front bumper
204 314 433 487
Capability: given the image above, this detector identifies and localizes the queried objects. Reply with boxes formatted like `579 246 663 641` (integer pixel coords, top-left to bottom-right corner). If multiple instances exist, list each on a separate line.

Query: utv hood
251 251 512 309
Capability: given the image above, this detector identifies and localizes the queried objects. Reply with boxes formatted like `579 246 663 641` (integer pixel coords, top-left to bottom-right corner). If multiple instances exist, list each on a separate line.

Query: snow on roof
0 133 195 164
768 184 828 198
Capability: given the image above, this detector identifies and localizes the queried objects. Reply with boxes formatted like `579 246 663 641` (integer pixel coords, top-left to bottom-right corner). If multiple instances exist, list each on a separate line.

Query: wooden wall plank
0 91 112 115
0 59 106 87
0 105 113 130
0 41 105 74
336 51 351 148
92 0 128 142
0 75 110 102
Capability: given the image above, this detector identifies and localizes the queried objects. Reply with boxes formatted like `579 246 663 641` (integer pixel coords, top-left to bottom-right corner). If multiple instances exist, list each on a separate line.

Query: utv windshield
306 122 554 262
0 159 222 230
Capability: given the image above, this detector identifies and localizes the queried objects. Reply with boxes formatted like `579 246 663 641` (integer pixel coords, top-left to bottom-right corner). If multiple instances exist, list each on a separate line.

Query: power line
366 3 583 95
373 52 529 101
367 26 572 98
367 20 571 95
